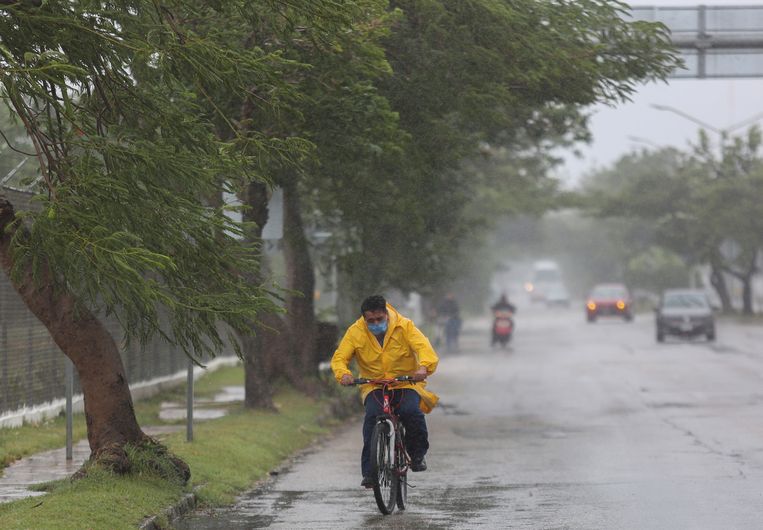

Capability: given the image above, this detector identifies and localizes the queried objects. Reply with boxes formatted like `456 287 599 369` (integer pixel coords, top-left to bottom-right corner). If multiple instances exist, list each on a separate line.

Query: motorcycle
491 309 514 348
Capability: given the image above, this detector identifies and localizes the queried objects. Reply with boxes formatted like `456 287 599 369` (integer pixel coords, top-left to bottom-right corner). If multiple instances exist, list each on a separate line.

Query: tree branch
0 0 42 6
0 129 37 157
0 194 14 232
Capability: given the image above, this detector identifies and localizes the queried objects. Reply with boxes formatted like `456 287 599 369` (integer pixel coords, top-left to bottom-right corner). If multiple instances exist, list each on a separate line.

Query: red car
586 283 633 322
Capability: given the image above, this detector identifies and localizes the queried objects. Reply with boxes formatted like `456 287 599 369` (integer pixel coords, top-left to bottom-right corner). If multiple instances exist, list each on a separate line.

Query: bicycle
352 376 415 515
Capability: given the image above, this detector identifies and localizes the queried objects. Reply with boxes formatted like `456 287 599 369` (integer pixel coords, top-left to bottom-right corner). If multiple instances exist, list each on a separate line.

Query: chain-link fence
0 183 242 425
0 270 233 421
0 188 237 423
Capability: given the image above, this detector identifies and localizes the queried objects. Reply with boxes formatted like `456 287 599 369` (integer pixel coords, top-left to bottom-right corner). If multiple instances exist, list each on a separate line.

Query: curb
140 492 197 530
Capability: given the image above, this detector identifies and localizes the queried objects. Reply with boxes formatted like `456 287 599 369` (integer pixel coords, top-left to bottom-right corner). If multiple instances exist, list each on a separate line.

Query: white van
526 261 566 304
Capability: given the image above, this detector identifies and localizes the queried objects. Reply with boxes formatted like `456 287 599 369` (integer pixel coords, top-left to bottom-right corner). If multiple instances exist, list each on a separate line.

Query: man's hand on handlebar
340 374 355 386
412 366 428 382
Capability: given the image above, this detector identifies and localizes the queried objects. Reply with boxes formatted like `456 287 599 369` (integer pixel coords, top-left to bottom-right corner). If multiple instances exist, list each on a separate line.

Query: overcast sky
559 0 763 186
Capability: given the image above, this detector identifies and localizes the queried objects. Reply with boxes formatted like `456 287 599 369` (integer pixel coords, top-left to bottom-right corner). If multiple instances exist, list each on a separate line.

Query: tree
625 246 689 294
583 129 763 315
582 148 719 298
252 0 679 341
217 1 402 382
314 0 680 307
689 129 763 314
0 0 304 475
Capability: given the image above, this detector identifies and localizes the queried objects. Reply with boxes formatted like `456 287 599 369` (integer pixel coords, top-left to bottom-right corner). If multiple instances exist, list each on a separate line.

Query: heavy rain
2 1 763 529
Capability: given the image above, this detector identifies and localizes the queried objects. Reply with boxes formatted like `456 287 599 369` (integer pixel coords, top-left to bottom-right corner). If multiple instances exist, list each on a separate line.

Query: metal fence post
1 321 7 413
65 357 73 460
26 327 33 407
186 359 194 442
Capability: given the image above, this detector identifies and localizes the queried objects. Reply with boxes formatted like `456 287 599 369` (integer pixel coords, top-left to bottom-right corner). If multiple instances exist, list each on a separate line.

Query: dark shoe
361 476 374 488
411 456 427 472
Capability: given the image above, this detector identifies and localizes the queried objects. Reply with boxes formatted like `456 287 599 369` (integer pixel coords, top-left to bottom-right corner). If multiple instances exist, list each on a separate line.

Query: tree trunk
709 255 733 313
0 196 187 479
741 276 754 316
335 263 358 328
282 177 317 377
242 332 274 409
718 253 758 316
740 253 758 316
240 180 276 408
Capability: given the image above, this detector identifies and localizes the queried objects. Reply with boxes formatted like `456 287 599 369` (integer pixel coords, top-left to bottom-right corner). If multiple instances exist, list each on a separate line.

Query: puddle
647 402 697 409
158 385 244 421
437 403 470 416
213 386 245 403
159 404 228 421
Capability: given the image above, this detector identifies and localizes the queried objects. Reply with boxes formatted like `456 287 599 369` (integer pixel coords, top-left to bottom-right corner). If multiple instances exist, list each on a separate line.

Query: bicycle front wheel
370 421 398 515
396 426 408 510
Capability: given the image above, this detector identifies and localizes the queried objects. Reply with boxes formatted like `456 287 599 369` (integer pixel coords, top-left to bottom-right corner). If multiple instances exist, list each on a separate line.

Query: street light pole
650 104 763 137
627 135 662 149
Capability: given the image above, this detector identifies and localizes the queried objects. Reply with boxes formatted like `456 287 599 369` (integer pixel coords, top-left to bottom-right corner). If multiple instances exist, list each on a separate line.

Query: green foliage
690 128 763 275
0 469 182 530
582 128 763 310
123 439 188 486
0 107 36 189
321 0 680 298
1 0 683 349
0 1 317 357
625 246 689 294
170 389 328 506
583 147 697 258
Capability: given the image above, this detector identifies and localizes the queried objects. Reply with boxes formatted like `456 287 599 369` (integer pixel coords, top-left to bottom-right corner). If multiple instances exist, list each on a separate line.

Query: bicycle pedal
400 478 416 488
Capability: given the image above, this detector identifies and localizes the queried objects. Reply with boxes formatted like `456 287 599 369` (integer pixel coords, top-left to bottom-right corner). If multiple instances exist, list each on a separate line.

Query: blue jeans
361 389 429 477
445 316 461 352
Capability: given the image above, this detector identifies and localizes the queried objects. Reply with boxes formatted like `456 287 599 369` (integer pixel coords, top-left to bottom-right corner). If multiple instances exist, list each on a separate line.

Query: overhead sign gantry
631 5 763 78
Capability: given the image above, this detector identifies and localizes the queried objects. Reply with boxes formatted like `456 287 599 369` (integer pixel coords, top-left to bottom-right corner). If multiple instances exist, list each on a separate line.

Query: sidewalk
0 385 244 504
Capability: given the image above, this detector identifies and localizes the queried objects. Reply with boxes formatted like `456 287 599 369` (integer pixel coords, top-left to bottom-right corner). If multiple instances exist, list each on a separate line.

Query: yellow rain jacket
331 304 439 413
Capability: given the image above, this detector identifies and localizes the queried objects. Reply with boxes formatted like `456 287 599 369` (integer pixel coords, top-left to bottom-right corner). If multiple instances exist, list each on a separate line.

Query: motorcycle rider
491 293 516 346
491 293 516 313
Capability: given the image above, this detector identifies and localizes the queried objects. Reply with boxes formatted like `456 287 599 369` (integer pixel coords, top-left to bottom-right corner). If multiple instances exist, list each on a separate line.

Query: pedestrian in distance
437 292 461 352
331 294 440 488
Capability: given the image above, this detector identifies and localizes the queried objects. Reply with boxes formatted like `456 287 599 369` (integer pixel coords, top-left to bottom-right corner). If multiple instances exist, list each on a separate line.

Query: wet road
177 307 763 529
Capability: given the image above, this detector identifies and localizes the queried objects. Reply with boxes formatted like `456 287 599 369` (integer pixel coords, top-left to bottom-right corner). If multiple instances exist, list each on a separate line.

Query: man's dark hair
361 294 387 314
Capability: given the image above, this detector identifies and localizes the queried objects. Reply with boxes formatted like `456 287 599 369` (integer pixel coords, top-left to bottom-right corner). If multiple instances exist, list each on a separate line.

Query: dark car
655 289 716 342
586 283 633 322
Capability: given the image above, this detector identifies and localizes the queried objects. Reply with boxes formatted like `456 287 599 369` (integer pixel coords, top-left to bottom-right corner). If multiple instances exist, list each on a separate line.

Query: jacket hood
355 303 404 331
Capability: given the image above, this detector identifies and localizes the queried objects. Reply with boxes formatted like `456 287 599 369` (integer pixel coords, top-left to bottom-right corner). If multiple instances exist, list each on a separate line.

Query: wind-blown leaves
0 0 332 358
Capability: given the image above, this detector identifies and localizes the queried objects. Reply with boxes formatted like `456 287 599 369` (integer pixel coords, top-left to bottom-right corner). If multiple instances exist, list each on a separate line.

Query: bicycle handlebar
352 375 416 385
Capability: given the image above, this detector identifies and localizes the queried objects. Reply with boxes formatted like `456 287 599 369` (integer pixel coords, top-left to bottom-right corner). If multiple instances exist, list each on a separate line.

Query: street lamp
650 103 763 137
627 135 662 149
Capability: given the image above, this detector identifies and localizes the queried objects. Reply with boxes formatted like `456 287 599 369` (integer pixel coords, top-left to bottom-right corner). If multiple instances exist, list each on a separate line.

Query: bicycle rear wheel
396 427 408 510
370 421 398 515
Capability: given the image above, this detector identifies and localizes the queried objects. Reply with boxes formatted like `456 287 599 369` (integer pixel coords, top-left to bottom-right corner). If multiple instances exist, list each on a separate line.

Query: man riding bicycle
331 294 439 488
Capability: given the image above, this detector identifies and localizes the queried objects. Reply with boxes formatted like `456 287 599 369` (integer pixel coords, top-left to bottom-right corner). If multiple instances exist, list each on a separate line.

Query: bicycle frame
379 393 398 468
353 376 414 513
358 377 411 469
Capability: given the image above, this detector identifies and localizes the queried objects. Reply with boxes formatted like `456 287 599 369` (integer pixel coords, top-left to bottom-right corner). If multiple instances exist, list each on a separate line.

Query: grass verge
722 313 763 325
0 373 338 530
